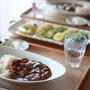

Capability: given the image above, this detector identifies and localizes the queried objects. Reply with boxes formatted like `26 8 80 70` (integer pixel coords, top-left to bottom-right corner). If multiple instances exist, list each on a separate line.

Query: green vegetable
67 33 86 42
46 29 56 39
46 26 67 39
78 32 88 39
55 27 68 33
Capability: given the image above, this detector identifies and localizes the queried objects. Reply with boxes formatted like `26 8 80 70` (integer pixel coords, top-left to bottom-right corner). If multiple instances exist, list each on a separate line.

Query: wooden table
19 6 90 90
9 35 90 90
0 0 90 90
0 34 89 90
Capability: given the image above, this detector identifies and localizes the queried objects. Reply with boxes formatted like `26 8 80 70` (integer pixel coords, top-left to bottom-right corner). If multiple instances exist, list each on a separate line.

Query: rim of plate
0 46 66 83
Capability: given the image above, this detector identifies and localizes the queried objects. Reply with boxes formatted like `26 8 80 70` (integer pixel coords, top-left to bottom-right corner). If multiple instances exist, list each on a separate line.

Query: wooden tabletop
12 6 90 89
7 35 90 90
0 34 89 90
0 0 90 90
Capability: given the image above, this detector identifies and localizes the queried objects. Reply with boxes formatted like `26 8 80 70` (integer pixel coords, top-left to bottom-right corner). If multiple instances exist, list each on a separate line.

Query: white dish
0 46 66 83
47 0 90 17
66 16 88 26
4 39 29 50
8 19 90 45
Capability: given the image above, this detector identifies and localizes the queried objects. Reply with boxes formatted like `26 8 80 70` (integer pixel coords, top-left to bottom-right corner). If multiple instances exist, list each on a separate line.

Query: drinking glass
64 34 87 68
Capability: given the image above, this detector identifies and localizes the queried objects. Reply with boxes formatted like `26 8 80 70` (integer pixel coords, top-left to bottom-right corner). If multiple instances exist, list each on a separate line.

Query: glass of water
64 34 87 68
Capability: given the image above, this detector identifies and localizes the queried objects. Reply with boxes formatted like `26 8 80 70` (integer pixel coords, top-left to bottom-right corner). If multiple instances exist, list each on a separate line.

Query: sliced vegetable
46 29 56 39
53 32 65 42
55 27 68 33
18 23 37 35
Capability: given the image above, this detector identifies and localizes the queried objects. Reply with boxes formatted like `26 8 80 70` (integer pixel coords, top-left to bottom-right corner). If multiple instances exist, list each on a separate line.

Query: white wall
0 0 32 37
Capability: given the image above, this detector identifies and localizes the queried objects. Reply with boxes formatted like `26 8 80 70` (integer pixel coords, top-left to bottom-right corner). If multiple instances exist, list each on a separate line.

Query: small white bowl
66 16 88 26
4 39 29 50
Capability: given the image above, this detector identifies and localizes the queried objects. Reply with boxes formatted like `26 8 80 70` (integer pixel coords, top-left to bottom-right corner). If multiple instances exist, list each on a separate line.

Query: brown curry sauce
9 58 52 81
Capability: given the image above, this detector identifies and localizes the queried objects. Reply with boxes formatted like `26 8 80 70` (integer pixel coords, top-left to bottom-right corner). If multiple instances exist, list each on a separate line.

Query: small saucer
4 39 29 50
66 16 88 26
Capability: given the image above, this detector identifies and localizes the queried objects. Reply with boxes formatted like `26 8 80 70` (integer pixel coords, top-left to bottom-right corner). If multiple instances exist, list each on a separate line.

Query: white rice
0 55 19 77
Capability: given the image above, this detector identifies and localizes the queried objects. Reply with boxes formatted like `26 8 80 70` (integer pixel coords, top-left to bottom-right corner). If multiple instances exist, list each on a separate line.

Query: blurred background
0 0 90 37
0 0 32 37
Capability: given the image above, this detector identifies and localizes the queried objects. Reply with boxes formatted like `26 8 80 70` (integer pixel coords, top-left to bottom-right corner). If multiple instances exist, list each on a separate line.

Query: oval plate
0 46 66 84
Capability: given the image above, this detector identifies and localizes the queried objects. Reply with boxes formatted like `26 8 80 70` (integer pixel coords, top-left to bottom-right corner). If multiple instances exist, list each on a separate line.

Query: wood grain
0 35 89 90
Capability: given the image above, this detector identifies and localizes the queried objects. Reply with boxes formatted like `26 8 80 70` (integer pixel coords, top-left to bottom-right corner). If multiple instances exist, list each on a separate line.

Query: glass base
35 14 44 18
66 62 81 68
65 59 81 68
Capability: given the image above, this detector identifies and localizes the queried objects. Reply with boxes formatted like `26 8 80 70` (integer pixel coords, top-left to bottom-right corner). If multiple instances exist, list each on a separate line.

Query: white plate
66 16 88 26
9 19 65 45
0 46 66 83
4 39 29 50
47 0 90 17
8 19 90 45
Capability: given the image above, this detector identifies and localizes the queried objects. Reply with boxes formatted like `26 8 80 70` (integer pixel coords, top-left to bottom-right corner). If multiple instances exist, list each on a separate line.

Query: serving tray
8 19 90 46
0 40 90 90
21 7 90 30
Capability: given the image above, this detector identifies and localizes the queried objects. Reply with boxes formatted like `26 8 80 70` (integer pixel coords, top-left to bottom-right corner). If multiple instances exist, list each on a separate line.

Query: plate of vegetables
8 19 90 45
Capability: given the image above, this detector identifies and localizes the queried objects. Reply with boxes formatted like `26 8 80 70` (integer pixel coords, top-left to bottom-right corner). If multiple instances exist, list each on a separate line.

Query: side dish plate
8 19 90 46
